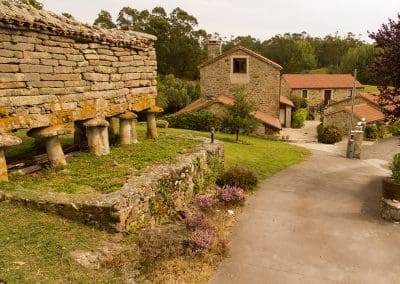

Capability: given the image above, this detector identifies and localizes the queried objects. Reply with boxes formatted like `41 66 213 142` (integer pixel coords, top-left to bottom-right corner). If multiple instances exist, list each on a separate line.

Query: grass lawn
160 127 310 179
0 202 121 283
0 126 309 282
364 85 378 93
2 128 199 194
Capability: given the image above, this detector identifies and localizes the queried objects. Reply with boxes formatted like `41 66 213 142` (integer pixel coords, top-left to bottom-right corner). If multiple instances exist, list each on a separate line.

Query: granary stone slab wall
0 1 158 132
200 49 281 118
0 138 224 232
0 28 157 131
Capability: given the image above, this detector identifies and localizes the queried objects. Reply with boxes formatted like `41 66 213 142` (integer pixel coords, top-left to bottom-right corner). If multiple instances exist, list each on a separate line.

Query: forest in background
17 0 380 113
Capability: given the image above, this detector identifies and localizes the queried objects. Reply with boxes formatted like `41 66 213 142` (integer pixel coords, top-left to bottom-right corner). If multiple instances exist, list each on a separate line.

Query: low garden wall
0 138 224 232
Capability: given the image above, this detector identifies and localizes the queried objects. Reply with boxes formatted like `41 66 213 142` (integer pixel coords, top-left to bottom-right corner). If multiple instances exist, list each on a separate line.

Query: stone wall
323 109 358 133
325 96 374 113
0 27 157 132
0 138 224 232
200 49 281 118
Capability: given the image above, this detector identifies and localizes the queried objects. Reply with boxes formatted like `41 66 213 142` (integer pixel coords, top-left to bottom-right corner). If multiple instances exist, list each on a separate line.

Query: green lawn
161 127 310 179
0 127 309 282
0 202 121 283
2 128 199 194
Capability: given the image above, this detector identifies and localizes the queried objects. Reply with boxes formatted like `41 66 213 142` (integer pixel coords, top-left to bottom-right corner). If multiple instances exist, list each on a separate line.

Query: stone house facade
0 1 161 181
281 74 364 113
178 42 293 134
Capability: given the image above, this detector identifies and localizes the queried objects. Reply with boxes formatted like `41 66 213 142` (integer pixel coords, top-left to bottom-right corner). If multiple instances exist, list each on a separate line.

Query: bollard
210 127 215 143
346 135 355 159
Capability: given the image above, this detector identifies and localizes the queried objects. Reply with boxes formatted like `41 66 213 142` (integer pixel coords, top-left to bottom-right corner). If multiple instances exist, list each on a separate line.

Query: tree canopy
370 14 400 121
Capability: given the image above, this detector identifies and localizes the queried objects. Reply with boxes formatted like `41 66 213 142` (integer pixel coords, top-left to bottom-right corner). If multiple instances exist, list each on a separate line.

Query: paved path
211 145 399 283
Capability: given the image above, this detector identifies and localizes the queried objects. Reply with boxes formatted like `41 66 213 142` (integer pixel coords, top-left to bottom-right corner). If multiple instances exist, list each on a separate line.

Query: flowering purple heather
194 195 217 211
184 211 206 228
186 228 213 253
218 185 244 203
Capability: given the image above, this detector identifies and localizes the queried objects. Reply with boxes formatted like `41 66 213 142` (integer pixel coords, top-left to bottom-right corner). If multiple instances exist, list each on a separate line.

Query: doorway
324 90 332 105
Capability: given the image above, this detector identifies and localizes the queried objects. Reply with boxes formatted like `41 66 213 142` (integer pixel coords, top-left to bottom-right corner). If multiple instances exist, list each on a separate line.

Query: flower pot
382 177 400 200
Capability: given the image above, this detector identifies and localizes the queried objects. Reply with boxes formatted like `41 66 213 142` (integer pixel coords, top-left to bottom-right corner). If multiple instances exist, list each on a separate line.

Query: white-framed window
232 58 247 73
301 89 308 99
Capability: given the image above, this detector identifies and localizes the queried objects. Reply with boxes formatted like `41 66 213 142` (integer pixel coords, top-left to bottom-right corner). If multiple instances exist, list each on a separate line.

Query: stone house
0 1 161 181
178 41 294 134
281 74 363 114
323 93 385 133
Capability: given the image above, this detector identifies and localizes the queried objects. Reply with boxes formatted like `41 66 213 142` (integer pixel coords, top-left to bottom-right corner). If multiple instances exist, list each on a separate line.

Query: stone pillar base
118 112 138 145
0 134 22 181
28 125 73 167
380 198 400 222
83 118 110 156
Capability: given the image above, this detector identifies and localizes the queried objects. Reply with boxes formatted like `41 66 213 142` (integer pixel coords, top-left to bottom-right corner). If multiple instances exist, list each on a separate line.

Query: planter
382 177 400 200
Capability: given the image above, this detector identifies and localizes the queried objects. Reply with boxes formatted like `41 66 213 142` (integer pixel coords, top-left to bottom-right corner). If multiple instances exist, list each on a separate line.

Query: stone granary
178 40 294 135
0 1 161 181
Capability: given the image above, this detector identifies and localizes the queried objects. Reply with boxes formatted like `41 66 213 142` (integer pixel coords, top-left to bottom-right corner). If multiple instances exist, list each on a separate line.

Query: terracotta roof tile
283 74 363 89
215 95 234 106
176 98 209 114
252 111 282 130
345 104 384 123
361 92 380 104
0 0 155 48
280 96 294 107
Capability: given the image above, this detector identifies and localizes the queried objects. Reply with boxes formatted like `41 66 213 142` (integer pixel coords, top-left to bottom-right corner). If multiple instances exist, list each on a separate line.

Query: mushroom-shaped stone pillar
146 106 163 139
0 134 22 181
27 125 73 167
118 112 138 145
83 118 110 156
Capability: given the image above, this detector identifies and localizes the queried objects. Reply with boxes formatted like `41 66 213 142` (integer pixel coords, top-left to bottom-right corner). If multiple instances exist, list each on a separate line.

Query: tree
17 0 43 9
93 10 116 29
61 13 74 20
223 89 257 142
369 14 400 121
339 44 376 84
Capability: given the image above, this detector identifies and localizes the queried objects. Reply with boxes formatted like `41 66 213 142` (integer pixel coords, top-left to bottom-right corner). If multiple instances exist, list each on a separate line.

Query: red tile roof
176 98 210 114
252 111 282 130
216 95 234 106
280 96 294 107
345 104 384 123
283 74 363 89
361 92 380 105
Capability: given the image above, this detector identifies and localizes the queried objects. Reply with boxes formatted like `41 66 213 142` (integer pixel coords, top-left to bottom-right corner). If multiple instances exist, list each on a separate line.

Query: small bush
185 228 213 255
377 124 390 138
390 120 400 135
365 124 378 139
217 166 258 190
292 108 308 128
156 119 169 128
184 212 209 230
194 195 217 212
317 125 343 144
391 153 400 182
165 111 221 131
137 228 185 263
217 185 244 205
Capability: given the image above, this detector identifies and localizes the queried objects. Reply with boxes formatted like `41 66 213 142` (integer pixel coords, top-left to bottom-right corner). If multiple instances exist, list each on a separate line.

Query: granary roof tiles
283 74 363 89
0 0 156 48
199 45 283 70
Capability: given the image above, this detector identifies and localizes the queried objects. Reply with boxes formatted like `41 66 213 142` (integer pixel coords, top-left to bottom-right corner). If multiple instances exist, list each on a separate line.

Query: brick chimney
207 39 221 60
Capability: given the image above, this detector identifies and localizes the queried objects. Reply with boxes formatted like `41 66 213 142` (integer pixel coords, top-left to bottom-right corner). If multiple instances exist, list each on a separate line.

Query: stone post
118 112 138 145
352 126 364 159
131 117 138 144
74 121 87 150
83 118 110 156
27 125 73 167
146 106 163 139
0 134 22 181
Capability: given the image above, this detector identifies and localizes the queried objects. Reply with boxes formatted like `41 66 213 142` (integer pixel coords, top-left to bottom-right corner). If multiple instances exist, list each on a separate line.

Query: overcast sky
41 0 400 42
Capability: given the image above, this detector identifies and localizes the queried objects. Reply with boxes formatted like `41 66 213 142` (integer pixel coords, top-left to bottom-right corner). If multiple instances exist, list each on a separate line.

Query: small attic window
233 58 247 73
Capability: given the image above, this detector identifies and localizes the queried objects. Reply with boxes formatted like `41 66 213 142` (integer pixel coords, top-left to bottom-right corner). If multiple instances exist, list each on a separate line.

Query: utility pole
346 69 357 158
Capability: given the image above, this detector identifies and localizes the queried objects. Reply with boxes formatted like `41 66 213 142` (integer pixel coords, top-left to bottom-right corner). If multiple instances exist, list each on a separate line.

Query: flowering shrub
218 185 244 205
184 212 208 229
317 124 343 144
194 195 217 212
185 228 213 255
217 166 258 191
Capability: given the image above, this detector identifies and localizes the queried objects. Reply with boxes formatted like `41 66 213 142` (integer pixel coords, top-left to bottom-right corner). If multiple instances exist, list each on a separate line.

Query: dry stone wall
0 27 157 132
0 138 224 232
